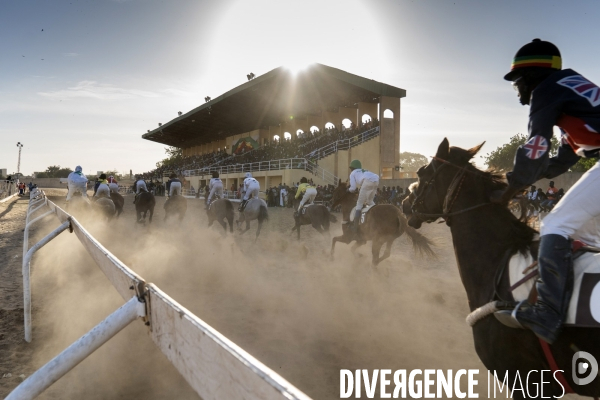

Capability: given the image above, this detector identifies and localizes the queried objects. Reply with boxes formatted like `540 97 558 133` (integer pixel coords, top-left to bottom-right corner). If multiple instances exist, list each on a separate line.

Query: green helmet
349 159 362 170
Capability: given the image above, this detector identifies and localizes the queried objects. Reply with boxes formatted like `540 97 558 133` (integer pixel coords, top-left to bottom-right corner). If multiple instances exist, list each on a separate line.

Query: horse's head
408 138 486 229
331 181 349 209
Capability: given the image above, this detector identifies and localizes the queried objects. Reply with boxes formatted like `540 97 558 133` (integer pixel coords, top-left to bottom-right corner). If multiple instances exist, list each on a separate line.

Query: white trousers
356 179 379 210
208 182 223 202
298 187 317 211
136 182 148 194
541 161 600 246
169 182 182 196
108 183 119 192
243 183 260 200
95 184 110 198
67 182 88 200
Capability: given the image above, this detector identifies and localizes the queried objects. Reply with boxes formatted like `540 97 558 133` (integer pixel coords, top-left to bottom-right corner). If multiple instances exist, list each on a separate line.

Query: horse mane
449 146 537 254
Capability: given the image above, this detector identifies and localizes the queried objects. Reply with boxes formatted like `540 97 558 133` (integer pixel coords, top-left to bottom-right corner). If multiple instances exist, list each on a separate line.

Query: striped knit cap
504 39 561 81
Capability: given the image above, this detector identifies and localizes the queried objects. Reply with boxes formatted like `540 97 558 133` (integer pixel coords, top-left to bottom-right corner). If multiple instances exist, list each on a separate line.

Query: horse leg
371 238 385 266
240 220 250 235
227 216 234 233
378 238 395 264
330 234 352 259
149 209 153 223
218 219 227 231
255 220 263 242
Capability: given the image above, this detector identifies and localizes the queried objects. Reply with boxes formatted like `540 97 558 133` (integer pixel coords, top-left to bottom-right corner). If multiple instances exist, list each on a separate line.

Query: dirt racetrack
0 189 584 399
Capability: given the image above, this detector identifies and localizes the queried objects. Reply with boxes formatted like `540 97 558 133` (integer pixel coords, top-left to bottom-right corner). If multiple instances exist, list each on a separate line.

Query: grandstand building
142 64 405 192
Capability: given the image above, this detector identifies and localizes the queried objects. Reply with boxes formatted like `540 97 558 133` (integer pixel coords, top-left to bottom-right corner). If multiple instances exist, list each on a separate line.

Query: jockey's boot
238 199 247 212
351 209 361 233
495 234 573 344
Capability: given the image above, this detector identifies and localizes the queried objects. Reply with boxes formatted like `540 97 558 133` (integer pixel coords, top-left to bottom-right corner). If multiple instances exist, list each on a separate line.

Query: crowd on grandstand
141 118 380 179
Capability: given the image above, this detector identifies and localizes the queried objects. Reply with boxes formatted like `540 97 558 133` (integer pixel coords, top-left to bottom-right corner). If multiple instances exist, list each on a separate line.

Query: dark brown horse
135 191 155 224
110 191 124 218
292 199 337 239
405 138 600 398
330 182 434 266
92 197 116 221
164 195 187 222
207 198 234 233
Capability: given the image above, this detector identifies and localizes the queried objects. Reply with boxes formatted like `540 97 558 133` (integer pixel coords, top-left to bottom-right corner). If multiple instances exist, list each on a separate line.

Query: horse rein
411 156 491 221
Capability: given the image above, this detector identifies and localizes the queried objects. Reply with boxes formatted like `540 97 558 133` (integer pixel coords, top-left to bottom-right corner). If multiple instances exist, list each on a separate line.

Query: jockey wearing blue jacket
493 39 600 344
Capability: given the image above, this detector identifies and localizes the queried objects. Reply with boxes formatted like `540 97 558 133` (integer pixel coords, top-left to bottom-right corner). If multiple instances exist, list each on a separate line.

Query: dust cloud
25 192 488 399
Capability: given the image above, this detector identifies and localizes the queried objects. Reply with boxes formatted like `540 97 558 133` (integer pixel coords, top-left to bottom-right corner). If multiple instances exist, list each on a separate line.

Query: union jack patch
523 135 548 159
557 75 600 107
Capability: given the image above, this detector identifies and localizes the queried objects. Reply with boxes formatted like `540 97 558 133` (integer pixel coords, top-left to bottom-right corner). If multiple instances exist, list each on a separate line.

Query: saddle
348 205 374 224
505 240 600 327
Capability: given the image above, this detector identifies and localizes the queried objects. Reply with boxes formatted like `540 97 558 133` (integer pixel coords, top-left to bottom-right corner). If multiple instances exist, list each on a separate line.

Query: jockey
294 177 317 217
239 172 259 212
493 39 600 344
94 173 110 199
206 171 223 209
132 175 148 204
66 165 89 206
107 175 119 192
166 173 182 197
348 159 379 232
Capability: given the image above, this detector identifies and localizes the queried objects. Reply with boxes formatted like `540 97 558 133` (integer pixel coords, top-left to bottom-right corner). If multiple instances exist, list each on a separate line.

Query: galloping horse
135 191 155 224
405 138 600 398
92 197 116 221
110 191 124 218
164 195 187 222
236 198 268 241
207 198 234 233
292 198 337 239
330 182 433 266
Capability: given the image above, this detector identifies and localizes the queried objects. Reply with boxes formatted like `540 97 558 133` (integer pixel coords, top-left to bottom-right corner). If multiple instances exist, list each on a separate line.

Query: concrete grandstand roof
142 63 406 147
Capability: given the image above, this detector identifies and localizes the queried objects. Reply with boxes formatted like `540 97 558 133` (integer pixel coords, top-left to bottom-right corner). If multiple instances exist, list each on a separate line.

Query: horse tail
258 204 269 222
224 200 233 211
397 210 435 258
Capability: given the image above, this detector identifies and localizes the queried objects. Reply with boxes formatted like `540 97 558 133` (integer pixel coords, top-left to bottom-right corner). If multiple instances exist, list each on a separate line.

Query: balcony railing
184 158 339 186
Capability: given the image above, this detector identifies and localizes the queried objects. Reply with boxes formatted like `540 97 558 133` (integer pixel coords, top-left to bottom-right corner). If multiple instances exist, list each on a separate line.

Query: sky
2 0 600 177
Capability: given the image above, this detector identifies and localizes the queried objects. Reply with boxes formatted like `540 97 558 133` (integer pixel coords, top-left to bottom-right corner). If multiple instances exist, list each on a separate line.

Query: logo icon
572 351 598 385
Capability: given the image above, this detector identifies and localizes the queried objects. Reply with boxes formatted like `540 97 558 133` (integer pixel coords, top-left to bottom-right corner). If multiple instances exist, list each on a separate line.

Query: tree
399 151 428 172
36 165 73 178
570 157 597 172
156 146 183 168
484 133 558 171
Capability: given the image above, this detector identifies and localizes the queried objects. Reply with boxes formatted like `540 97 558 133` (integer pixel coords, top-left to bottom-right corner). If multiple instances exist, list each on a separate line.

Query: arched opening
296 129 304 137
284 132 292 141
383 109 394 118
341 118 353 130
273 135 280 142
361 114 372 124
310 126 319 134
325 122 335 130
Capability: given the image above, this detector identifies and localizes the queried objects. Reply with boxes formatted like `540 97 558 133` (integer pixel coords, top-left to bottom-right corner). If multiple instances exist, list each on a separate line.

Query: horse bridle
411 156 491 222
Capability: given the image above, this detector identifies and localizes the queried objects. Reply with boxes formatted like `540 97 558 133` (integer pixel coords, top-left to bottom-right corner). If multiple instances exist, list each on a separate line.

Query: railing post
7 296 145 400
23 219 72 342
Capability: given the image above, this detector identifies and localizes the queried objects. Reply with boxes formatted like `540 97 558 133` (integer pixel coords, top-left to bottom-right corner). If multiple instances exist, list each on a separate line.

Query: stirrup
494 300 526 329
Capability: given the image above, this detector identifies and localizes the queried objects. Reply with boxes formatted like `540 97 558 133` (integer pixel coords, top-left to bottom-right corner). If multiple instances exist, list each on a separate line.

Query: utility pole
16 142 23 183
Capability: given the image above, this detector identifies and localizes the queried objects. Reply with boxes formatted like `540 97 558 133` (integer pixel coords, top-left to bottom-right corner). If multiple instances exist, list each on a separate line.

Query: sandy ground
0 189 585 399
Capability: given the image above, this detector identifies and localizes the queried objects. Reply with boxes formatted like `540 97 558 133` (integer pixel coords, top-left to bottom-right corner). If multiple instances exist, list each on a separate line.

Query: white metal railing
10 190 311 400
182 127 379 186
304 126 380 161
183 158 339 186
